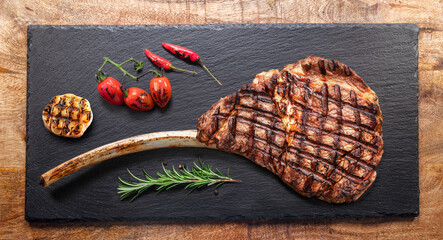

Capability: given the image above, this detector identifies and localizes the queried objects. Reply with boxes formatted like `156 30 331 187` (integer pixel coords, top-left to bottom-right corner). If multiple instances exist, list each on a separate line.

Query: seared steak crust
197 57 383 203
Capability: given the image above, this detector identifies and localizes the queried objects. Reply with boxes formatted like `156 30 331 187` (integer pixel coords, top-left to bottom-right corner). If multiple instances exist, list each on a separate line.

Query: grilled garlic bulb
42 93 93 138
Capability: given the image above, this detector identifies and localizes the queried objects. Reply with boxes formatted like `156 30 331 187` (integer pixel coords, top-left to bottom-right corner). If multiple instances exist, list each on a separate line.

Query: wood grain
0 0 441 239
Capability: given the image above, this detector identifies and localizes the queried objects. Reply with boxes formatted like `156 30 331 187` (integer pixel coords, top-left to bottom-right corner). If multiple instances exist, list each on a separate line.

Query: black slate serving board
26 24 419 222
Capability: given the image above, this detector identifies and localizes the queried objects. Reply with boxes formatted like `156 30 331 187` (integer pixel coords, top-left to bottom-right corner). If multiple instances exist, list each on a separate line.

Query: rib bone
40 130 215 187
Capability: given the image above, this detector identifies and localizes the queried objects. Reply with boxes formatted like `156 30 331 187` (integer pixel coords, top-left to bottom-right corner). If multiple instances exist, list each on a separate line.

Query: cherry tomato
150 76 172 108
123 87 155 111
97 77 124 105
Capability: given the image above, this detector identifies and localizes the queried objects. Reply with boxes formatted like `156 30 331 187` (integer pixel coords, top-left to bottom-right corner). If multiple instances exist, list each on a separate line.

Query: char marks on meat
197 56 383 203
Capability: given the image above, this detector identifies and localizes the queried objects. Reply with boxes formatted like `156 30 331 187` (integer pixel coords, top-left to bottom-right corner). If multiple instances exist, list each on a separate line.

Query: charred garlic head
42 93 93 138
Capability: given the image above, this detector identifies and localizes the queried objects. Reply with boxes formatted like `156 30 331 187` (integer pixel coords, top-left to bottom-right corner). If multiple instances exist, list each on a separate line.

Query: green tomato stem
97 57 143 82
149 69 162 77
133 69 162 80
96 60 108 82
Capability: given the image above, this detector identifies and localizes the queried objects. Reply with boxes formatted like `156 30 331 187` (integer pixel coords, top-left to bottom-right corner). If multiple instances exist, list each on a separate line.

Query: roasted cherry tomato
149 70 172 108
123 87 155 111
97 77 124 105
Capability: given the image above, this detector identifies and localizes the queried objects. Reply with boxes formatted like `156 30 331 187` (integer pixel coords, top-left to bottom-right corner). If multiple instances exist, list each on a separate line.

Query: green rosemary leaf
130 187 148 202
127 169 145 183
117 159 241 201
215 168 223 176
118 177 137 187
166 183 180 190
142 168 153 180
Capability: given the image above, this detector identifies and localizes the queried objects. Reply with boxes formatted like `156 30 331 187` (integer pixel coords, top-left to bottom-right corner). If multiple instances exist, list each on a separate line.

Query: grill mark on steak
288 132 376 172
334 84 343 151
289 76 378 126
285 136 374 184
288 101 377 141
197 57 383 203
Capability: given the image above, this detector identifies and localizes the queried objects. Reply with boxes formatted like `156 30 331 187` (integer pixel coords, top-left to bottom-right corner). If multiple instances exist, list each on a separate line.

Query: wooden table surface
0 0 441 239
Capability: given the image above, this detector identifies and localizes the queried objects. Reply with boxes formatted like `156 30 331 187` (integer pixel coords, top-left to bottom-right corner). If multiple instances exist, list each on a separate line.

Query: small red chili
97 77 124 105
161 43 222 85
123 87 155 111
149 70 172 108
144 49 197 74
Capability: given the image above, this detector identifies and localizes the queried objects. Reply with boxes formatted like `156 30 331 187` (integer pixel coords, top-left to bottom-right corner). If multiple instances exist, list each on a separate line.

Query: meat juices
197 56 383 203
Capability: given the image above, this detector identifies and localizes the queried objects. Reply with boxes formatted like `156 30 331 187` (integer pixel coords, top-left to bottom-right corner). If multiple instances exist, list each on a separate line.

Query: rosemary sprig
118 159 241 202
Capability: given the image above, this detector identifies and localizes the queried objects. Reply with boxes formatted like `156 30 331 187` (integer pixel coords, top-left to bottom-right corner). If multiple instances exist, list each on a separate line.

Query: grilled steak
197 56 383 203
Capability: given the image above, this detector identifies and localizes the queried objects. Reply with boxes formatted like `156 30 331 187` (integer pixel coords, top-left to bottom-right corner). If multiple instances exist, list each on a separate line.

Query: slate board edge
25 25 33 222
27 23 419 32
27 211 418 223
413 24 420 217
25 24 420 222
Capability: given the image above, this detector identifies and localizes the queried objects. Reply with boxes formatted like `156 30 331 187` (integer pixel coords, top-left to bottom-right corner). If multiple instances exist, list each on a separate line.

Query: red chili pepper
144 49 197 74
149 70 172 108
161 43 222 85
97 77 124 105
122 87 155 111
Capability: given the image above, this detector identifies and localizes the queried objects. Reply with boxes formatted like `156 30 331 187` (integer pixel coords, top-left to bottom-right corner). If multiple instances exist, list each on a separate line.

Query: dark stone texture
26 24 419 222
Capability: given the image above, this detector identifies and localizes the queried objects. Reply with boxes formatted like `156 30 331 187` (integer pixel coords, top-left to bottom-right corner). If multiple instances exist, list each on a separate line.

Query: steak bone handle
40 130 216 187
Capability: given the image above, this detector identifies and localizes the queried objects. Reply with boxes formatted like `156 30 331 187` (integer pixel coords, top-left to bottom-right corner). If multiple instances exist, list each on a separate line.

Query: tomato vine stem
97 57 143 82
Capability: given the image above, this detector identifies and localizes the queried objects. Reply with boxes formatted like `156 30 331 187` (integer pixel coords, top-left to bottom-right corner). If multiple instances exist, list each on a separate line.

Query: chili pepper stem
170 65 197 75
97 57 143 82
198 59 222 86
